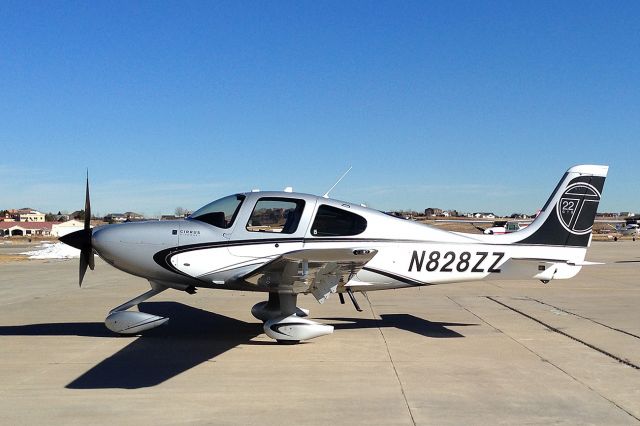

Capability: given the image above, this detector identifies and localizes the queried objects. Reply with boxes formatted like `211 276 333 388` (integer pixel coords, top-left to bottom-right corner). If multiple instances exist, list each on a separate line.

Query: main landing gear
251 292 334 343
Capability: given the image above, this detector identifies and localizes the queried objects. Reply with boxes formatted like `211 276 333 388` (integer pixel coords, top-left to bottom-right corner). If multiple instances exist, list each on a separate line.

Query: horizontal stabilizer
511 257 604 266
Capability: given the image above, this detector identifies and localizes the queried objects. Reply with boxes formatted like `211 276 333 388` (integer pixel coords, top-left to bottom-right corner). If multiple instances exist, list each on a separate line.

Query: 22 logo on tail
556 182 601 235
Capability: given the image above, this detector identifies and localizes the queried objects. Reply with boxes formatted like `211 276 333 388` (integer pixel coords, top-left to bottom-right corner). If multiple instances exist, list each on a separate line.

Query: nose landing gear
105 282 169 334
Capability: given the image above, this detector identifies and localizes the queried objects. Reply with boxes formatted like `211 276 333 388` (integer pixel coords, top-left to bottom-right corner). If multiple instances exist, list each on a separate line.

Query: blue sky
1 1 638 217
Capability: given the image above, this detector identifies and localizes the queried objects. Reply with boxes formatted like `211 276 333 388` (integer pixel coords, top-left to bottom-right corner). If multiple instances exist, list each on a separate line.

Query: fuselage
91 190 587 295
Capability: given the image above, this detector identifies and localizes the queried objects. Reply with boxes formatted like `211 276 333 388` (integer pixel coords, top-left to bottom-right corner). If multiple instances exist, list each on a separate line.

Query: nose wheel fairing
104 284 169 334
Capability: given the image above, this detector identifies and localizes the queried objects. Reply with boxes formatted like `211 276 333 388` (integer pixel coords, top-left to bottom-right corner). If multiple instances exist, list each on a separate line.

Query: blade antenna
323 166 352 199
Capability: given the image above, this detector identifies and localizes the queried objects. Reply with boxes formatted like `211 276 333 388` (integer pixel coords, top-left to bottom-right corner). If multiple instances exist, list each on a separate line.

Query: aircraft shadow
322 314 476 338
0 302 263 390
0 304 476 389
66 302 263 389
0 321 113 337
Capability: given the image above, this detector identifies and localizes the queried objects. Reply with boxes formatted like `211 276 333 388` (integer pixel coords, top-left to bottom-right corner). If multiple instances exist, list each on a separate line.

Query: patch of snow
21 242 80 259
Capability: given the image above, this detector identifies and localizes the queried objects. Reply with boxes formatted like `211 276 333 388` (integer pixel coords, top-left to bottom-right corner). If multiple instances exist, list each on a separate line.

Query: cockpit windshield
189 194 245 228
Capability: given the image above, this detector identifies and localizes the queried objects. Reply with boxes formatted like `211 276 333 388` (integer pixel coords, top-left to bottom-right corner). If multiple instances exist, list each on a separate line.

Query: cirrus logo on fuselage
556 182 601 235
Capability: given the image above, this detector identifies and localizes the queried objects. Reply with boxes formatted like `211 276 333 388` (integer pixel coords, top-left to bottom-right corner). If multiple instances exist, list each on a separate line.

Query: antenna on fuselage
323 166 352 199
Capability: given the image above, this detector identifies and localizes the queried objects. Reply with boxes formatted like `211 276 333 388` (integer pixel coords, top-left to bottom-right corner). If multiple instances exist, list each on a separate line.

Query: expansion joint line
447 296 640 423
364 294 417 426
486 296 639 371
525 297 640 340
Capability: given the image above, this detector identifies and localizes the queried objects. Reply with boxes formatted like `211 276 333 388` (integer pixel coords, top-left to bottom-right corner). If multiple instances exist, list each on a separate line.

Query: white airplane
601 221 639 241
484 221 530 234
60 165 607 343
438 219 532 235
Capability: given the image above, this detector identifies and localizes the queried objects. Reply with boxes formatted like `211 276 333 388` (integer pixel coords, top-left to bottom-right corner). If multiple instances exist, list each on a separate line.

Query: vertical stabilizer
515 165 608 247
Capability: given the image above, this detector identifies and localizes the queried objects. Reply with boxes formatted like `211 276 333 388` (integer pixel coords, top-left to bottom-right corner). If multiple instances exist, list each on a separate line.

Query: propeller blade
79 249 89 287
84 171 91 231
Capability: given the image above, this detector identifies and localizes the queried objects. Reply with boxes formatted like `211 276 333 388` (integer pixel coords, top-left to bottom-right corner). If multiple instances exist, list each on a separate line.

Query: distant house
104 212 146 223
473 212 495 219
0 221 54 237
0 214 15 222
124 212 145 220
9 208 45 222
424 208 443 217
105 213 127 223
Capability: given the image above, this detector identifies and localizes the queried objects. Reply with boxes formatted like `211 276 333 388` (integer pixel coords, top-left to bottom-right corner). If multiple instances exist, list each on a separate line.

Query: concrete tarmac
0 241 639 425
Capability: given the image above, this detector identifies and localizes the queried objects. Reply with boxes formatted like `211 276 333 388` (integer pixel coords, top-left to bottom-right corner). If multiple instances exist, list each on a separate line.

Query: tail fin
516 165 608 247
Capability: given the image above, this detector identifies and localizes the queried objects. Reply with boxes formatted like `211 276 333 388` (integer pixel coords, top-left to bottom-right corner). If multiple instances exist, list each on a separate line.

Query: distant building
105 213 127 223
0 214 15 222
104 212 145 223
424 208 443 217
0 221 53 237
473 212 495 219
8 208 45 222
53 213 70 222
51 220 85 237
124 212 145 221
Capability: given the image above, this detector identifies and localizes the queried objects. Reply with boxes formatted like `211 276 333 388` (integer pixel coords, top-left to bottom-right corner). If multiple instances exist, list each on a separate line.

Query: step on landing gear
252 292 333 343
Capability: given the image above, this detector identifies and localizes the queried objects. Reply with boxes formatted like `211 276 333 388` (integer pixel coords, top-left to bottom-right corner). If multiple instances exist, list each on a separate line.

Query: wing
239 248 378 303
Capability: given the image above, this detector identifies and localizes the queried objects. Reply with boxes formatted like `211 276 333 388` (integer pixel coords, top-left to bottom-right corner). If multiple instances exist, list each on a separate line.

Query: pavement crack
365 295 417 426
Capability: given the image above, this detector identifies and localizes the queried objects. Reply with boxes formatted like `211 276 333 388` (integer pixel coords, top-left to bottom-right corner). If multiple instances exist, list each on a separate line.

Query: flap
240 248 378 303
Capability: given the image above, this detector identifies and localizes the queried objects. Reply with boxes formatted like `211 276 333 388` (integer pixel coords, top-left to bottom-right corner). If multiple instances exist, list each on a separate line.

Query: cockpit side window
189 194 245 229
311 204 367 237
246 198 305 234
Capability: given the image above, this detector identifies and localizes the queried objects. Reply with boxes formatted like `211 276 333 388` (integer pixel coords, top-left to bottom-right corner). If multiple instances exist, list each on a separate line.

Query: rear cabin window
246 198 305 234
311 205 367 237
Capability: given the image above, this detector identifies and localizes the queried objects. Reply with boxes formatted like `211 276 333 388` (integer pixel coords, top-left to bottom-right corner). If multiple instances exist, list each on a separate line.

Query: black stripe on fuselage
361 266 427 287
152 238 306 277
